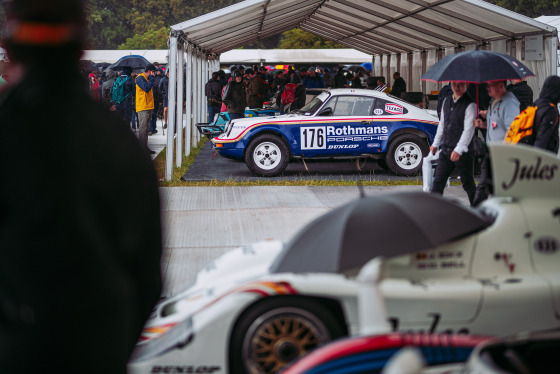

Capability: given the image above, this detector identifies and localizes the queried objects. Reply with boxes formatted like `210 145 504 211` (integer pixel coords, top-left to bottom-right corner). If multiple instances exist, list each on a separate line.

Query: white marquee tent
163 0 557 179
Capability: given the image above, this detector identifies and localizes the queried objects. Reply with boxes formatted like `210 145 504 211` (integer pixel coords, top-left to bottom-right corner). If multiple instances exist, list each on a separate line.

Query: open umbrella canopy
107 55 151 72
360 62 373 71
270 192 491 274
421 50 534 84
79 59 98 73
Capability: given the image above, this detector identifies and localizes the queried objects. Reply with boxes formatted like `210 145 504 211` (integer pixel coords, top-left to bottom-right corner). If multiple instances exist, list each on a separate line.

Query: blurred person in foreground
0 0 162 373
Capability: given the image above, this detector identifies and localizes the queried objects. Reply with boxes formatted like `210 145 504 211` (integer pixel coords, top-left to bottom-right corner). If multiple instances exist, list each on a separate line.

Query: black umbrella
270 192 491 274
346 65 367 73
79 59 98 73
107 55 151 72
421 50 534 84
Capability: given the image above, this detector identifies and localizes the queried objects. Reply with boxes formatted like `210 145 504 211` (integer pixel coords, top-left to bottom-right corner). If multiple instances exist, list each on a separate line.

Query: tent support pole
165 33 178 181
185 44 192 157
176 41 185 167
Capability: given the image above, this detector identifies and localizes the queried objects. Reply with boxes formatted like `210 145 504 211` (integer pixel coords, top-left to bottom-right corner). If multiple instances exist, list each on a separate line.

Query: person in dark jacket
159 69 169 129
334 68 349 88
350 70 365 89
0 0 162 372
246 68 267 109
430 81 477 206
523 75 560 153
149 67 164 135
391 72 406 99
205 71 222 122
506 78 534 112
223 69 246 119
102 68 117 109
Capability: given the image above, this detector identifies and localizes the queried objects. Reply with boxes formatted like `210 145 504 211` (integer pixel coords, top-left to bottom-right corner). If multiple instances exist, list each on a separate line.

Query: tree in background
486 0 560 18
279 29 345 49
85 0 133 49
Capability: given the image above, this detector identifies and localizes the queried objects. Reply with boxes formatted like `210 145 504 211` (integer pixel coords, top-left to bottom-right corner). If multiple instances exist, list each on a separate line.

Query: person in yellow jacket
136 63 157 154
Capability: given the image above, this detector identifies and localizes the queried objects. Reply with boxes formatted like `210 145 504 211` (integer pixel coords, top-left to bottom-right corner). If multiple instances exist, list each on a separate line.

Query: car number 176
301 126 326 150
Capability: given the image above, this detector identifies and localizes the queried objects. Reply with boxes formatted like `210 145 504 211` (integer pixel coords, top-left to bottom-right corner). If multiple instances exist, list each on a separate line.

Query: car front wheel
229 298 345 374
245 134 290 177
385 134 428 176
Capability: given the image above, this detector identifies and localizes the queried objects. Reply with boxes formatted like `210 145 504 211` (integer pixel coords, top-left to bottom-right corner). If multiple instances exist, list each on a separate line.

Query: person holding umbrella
136 63 157 154
429 81 477 206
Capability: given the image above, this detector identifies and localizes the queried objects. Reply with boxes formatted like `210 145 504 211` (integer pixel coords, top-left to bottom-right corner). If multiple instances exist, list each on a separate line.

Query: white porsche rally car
129 144 560 374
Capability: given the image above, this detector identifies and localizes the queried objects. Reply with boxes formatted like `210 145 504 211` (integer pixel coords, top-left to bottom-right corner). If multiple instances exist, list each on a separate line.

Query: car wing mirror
318 107 333 116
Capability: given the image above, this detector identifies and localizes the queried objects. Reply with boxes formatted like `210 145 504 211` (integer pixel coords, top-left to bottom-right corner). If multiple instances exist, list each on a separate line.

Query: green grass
154 139 462 187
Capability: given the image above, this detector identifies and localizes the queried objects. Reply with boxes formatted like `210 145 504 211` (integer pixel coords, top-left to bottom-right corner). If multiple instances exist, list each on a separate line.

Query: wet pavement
182 141 422 182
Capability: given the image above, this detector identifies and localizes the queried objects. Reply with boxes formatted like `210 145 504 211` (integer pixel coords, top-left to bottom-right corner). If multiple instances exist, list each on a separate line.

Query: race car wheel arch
244 133 291 177
228 296 348 374
385 133 429 176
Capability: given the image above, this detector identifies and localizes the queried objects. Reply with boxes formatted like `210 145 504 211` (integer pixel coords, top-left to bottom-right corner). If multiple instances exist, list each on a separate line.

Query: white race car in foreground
129 144 560 374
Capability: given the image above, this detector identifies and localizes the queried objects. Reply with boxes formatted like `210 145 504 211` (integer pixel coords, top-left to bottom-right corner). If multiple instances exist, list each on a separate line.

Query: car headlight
129 317 193 363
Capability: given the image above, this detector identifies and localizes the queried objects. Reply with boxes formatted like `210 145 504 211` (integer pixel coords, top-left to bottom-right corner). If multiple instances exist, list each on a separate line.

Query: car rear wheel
229 298 345 374
245 134 290 177
385 134 428 176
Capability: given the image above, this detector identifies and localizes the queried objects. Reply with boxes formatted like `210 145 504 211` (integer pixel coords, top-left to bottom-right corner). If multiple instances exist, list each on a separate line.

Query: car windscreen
298 92 330 115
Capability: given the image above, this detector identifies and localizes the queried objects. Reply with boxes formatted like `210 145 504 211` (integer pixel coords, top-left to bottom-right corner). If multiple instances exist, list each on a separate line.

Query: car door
299 95 375 157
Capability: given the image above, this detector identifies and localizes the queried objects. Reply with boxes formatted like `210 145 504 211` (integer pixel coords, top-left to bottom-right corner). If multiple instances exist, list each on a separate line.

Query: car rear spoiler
489 144 560 200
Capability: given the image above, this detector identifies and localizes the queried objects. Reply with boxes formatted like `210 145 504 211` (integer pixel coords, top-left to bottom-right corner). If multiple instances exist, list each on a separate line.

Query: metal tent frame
163 0 557 180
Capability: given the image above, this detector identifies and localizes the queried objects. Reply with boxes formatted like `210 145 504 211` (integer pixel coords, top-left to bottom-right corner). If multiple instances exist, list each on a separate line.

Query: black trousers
473 150 493 207
431 150 476 206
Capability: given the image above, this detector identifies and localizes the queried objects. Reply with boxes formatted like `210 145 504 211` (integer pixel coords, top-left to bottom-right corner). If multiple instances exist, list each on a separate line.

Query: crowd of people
205 64 408 121
431 76 559 207
80 63 170 154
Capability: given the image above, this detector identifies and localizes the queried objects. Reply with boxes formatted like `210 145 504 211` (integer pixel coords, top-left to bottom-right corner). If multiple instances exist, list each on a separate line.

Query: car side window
373 98 409 115
330 96 375 116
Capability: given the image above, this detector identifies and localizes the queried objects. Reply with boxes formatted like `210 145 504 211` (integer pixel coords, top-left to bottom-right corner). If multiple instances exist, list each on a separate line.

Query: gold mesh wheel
242 307 331 374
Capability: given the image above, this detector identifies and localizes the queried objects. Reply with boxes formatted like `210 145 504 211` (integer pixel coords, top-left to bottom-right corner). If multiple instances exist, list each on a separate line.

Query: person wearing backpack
522 75 560 153
472 80 520 206
112 66 135 128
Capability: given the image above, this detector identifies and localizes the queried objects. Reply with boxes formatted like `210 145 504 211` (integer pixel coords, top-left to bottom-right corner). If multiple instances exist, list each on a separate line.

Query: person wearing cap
302 66 325 89
246 67 268 108
136 63 157 152
0 0 162 372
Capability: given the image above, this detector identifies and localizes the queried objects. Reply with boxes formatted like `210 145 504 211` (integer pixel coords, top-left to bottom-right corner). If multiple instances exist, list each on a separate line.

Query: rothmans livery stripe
212 117 438 144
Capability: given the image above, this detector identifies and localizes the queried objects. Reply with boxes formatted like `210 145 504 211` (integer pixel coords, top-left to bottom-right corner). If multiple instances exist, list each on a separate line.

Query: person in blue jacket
302 66 325 89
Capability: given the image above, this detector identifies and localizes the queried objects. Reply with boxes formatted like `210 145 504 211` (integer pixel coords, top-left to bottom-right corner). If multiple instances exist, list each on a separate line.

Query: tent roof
171 0 557 56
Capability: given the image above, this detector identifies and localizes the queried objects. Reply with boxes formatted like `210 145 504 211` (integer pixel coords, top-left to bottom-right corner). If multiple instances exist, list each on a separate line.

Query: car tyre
245 134 290 177
385 134 428 176
229 297 345 374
